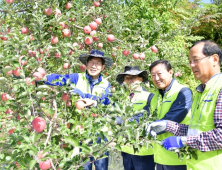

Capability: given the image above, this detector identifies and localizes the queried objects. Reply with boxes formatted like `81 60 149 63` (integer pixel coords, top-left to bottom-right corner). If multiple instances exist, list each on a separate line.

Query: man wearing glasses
44 50 113 170
147 40 222 170
145 60 192 170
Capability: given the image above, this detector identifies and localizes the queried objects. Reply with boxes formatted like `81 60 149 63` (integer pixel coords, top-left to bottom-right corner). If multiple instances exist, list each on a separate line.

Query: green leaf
5 156 11 161
191 151 198 160
64 136 80 147
29 160 36 169
115 144 121 151
0 77 7 83
0 154 4 159
36 85 50 90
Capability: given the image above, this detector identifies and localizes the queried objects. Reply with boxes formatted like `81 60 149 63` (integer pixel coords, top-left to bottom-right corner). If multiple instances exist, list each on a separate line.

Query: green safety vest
75 73 109 95
186 74 222 170
121 89 154 156
150 80 191 165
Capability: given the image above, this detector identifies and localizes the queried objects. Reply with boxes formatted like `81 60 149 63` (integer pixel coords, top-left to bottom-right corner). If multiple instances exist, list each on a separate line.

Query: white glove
146 120 168 139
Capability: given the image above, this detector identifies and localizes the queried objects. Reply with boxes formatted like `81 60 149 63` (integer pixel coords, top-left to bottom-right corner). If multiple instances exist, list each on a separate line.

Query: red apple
44 8 53 15
17 141 21 145
54 53 60 58
63 63 70 69
78 43 83 50
25 77 35 85
83 26 92 34
33 72 43 81
95 18 102 25
112 52 116 57
19 56 28 66
55 8 61 16
13 68 21 76
76 100 85 110
40 49 44 54
21 27 29 34
122 49 130 56
90 30 97 37
37 67 46 77
89 22 98 30
62 29 71 37
32 117 46 132
59 22 66 30
62 93 70 101
36 56 42 62
107 34 115 42
139 53 145 60
29 34 34 41
80 65 86 72
51 36 58 44
66 2 72 10
1 93 9 101
28 50 36 57
39 159 51 170
92 113 97 118
8 128 15 134
66 100 72 107
17 115 21 120
69 50 74 55
85 37 93 45
151 45 158 53
7 28 11 33
94 1 100 7
5 109 13 115
6 0 14 4
133 53 139 59
97 43 103 48
0 37 7 41
38 151 48 159
111 86 115 93
66 123 70 128
74 125 84 131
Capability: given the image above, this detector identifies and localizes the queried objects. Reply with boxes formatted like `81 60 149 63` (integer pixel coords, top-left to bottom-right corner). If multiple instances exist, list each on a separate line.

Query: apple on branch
44 8 53 15
32 117 46 132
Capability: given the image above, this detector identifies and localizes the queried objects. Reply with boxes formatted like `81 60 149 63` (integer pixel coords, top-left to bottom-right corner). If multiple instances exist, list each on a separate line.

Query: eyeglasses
187 55 211 66
87 61 102 66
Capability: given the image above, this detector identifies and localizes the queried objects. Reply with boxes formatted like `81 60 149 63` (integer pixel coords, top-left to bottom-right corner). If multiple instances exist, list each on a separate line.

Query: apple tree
0 0 204 169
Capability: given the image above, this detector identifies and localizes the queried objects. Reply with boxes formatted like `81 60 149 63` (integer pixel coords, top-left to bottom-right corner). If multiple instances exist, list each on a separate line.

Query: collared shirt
44 71 111 105
166 83 222 151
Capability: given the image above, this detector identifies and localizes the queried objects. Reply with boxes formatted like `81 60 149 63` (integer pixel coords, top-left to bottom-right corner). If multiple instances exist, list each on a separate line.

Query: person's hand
161 136 187 151
77 98 96 107
146 120 168 139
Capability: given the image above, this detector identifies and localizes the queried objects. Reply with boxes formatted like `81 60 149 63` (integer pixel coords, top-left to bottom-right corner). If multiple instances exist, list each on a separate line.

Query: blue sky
201 0 211 3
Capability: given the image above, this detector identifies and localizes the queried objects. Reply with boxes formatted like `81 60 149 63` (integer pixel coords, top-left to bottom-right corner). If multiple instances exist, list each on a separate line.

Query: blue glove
162 136 185 151
146 120 168 138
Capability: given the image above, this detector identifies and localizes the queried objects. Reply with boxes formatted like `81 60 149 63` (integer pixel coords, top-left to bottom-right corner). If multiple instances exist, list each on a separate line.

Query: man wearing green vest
116 66 155 170
43 50 113 170
147 60 192 170
147 40 222 170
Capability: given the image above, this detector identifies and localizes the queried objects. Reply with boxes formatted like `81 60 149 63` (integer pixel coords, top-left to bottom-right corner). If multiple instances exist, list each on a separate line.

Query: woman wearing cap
43 50 113 170
116 66 156 170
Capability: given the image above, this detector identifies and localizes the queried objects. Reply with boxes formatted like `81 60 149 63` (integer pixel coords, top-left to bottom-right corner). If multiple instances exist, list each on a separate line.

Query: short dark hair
149 60 172 72
191 40 222 65
87 56 105 65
